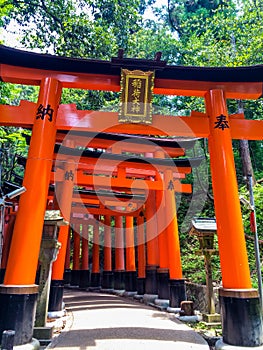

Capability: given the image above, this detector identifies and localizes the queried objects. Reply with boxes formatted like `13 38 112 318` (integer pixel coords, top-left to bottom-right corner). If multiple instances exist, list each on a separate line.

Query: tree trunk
238 101 256 185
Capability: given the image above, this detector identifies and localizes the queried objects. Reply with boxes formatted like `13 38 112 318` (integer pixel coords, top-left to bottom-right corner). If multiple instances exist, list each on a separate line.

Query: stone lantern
189 217 220 322
34 210 67 339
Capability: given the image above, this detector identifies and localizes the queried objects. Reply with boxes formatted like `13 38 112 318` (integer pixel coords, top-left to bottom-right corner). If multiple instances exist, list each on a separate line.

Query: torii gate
15 131 198 309
50 137 199 299
0 44 263 349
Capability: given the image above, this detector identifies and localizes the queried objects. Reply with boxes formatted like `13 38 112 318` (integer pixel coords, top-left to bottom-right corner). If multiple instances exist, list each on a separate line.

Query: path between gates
46 288 209 350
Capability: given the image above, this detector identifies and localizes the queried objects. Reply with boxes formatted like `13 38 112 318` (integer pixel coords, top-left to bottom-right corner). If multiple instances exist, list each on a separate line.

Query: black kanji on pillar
64 170 74 181
214 114 229 130
167 180 174 190
36 104 54 122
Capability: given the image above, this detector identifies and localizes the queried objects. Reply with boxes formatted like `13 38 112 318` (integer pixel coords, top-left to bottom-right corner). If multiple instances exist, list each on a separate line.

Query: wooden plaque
119 69 154 124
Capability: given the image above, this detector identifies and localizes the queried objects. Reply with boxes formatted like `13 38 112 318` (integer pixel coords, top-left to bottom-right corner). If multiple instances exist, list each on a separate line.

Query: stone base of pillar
101 271 114 289
169 278 186 308
13 337 40 350
157 268 169 299
145 265 158 294
90 272 101 288
0 285 38 346
143 293 158 305
63 269 71 285
219 288 263 347
79 269 90 289
215 338 263 350
136 277 145 295
48 279 64 313
33 325 53 346
114 270 125 290
0 268 5 284
70 269 81 287
125 271 137 292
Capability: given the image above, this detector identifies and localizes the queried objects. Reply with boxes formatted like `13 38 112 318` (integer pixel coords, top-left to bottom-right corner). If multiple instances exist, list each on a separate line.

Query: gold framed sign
119 69 154 124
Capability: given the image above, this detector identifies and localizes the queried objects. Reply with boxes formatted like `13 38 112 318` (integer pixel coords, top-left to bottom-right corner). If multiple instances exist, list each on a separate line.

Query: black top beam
55 144 204 168
1 44 263 83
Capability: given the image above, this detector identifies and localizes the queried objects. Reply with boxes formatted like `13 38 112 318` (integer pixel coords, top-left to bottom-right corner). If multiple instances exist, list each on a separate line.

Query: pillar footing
154 298 170 309
63 269 71 285
125 271 137 292
114 270 125 290
219 288 263 347
101 271 114 289
124 291 137 297
90 272 101 289
70 269 81 287
136 277 145 295
169 278 186 308
47 309 65 318
79 270 90 289
0 285 38 346
145 265 158 295
216 338 263 350
157 268 169 299
33 326 53 345
143 293 158 305
48 280 64 313
13 338 40 350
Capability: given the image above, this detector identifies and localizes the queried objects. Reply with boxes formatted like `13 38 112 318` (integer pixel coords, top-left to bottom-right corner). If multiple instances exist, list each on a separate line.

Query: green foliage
0 82 39 105
0 82 23 105
61 89 119 111
0 127 30 184
1 0 148 56
167 0 235 38
0 81 36 185
0 0 13 28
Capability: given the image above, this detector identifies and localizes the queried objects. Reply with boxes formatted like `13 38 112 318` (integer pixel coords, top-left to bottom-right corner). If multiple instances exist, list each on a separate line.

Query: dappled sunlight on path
47 288 209 350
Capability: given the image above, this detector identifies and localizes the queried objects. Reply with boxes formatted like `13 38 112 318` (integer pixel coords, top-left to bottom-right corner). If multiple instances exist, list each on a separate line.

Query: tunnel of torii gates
0 44 263 348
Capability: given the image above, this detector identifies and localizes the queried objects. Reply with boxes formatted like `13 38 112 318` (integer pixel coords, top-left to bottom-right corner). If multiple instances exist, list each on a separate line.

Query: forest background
1 0 263 286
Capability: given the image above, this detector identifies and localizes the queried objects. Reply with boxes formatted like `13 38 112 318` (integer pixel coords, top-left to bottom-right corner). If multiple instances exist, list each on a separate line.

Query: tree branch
167 0 182 35
39 0 64 31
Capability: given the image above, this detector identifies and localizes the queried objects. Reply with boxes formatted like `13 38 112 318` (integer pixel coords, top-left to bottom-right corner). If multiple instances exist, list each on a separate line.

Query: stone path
47 288 209 350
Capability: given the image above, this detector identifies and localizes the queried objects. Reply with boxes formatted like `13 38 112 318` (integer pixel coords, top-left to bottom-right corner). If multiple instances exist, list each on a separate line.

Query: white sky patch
143 0 167 21
1 20 23 48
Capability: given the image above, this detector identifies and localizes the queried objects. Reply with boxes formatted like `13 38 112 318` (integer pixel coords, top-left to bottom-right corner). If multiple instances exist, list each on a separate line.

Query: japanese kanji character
214 114 229 130
36 104 54 122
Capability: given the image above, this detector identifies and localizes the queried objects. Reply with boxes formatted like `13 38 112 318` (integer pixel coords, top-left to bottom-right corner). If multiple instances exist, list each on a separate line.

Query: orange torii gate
49 140 199 299
0 44 263 348
10 134 197 307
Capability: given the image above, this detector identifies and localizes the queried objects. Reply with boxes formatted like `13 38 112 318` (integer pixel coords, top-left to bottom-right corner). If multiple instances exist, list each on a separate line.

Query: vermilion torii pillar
101 215 113 290
145 190 159 295
0 77 62 347
79 223 90 289
49 150 75 314
71 223 81 286
155 150 170 300
205 89 263 348
124 216 137 293
114 215 125 290
90 219 101 289
164 169 186 308
64 227 71 284
136 214 146 295
156 188 170 300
